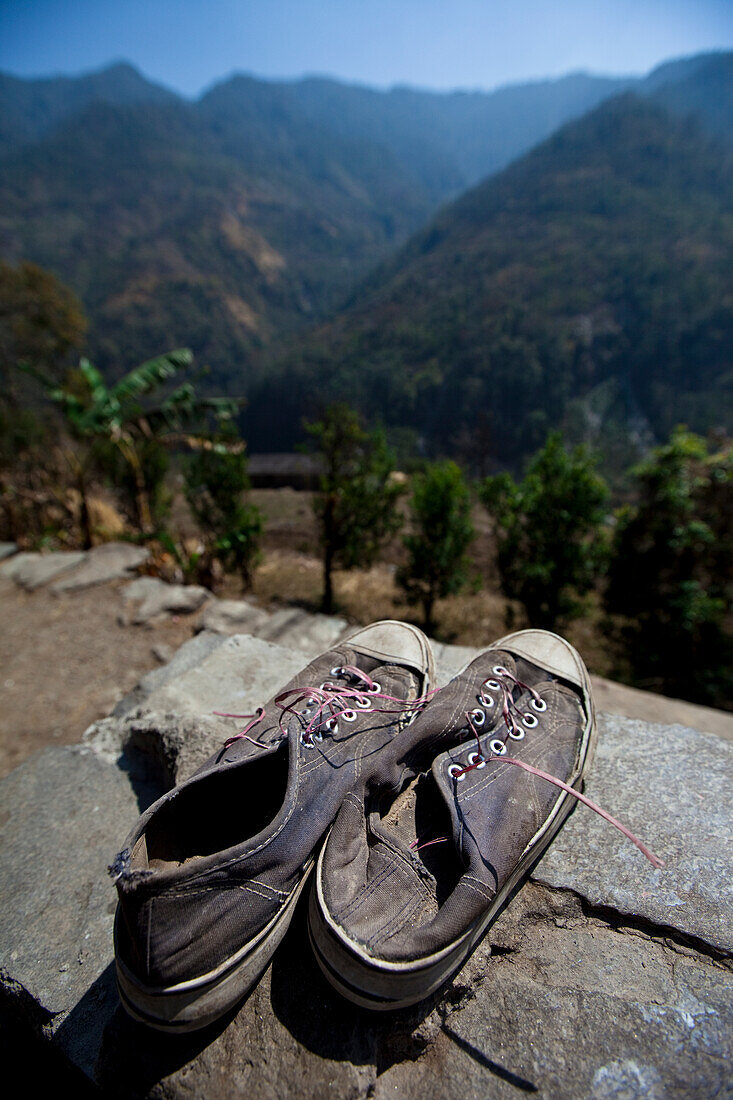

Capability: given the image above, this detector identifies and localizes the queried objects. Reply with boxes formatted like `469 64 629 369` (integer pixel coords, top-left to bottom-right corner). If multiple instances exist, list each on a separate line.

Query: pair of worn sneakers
111 620 658 1031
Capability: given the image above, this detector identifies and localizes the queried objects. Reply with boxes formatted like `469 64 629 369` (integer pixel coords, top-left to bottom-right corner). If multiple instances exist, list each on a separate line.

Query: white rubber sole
309 631 597 1010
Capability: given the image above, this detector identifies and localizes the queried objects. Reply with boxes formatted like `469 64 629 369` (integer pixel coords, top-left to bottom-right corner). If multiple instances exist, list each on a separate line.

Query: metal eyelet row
447 690 546 775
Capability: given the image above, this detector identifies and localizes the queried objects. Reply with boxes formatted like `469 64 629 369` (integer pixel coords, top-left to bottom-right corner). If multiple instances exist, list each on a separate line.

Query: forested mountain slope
244 93 733 471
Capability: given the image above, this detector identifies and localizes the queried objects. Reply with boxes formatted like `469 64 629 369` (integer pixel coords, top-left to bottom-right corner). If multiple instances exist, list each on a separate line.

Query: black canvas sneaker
308 629 663 1010
111 620 434 1031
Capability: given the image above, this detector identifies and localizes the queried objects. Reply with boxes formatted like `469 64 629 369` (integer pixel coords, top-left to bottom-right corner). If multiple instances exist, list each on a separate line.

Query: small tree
605 427 732 707
21 349 236 545
184 427 263 591
305 403 403 614
480 432 609 630
397 460 475 632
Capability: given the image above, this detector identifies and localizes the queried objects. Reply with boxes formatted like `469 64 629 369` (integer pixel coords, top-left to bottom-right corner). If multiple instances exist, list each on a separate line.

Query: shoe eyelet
330 666 344 677
468 751 486 769
485 679 501 691
490 739 507 756
531 697 547 712
320 681 335 692
448 763 466 782
493 665 508 676
508 727 525 740
341 709 357 722
368 681 381 694
325 717 339 734
479 692 495 708
522 713 538 729
355 696 372 710
470 708 485 726
300 731 315 748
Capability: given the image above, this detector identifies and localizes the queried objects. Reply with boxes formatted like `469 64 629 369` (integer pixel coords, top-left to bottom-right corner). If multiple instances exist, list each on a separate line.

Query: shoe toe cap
344 620 432 677
497 629 589 691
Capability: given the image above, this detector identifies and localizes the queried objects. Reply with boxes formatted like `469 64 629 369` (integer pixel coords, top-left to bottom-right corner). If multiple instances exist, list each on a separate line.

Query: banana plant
20 349 238 543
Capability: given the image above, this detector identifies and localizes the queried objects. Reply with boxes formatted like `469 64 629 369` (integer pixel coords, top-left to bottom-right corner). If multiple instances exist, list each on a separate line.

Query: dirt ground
0 577 197 776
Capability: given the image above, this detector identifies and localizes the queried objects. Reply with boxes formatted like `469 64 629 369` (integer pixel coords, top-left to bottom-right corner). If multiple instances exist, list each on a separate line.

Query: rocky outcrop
121 576 210 624
0 630 731 1098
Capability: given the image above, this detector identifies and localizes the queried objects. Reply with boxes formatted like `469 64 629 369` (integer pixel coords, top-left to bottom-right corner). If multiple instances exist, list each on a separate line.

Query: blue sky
1 0 732 96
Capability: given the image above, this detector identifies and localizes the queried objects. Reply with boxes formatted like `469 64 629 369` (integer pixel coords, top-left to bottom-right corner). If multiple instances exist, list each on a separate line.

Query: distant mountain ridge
0 51 731 414
244 87 733 471
0 61 177 150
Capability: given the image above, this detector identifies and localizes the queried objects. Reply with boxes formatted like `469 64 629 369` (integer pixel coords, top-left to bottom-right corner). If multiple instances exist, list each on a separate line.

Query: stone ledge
0 704 730 1097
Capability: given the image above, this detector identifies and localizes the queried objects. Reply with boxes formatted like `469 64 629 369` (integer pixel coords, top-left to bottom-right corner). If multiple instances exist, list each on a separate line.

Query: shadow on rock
441 1024 539 1093
269 897 447 1074
54 962 236 1099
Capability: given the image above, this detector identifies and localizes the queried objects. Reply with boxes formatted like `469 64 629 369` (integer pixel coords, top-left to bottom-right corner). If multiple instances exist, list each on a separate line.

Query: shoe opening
143 743 290 870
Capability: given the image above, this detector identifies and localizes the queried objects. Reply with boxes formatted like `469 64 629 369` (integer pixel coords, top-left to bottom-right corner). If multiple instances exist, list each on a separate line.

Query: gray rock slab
117 632 309 721
1 716 730 1096
0 550 87 589
258 607 350 656
0 541 18 561
535 714 733 954
113 630 228 717
374 883 733 1100
85 710 234 786
121 576 209 623
199 597 271 635
431 642 481 686
0 746 140 1077
51 542 150 592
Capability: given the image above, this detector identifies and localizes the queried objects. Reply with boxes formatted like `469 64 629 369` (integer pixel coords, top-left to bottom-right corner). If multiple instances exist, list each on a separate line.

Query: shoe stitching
460 875 496 903
337 852 401 921
366 885 435 949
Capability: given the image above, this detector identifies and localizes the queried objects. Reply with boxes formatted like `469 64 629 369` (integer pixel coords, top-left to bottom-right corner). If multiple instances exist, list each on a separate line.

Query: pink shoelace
448 666 665 869
215 664 438 749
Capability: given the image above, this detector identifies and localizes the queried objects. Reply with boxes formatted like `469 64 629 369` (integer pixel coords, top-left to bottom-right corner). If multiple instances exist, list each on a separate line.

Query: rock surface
51 543 150 592
0 550 87 589
199 597 271 636
1 632 731 1098
0 542 18 561
535 716 733 953
121 576 210 624
201 598 350 657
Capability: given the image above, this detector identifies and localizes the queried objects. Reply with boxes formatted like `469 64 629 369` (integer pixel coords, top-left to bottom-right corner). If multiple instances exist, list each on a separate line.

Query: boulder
1 633 731 1098
51 543 150 592
121 576 210 624
0 550 87 589
199 598 271 636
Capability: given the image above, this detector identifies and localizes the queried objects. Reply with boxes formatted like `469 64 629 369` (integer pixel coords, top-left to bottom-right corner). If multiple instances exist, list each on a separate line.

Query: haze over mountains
1 51 732 467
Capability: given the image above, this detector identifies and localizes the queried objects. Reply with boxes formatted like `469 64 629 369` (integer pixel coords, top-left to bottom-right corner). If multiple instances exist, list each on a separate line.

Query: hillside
0 61 636 387
0 53 730 401
244 92 733 471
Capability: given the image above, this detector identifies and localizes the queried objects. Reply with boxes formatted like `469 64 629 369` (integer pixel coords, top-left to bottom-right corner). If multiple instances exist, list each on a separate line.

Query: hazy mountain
644 51 733 139
0 53 730 403
245 91 733 471
0 62 177 152
0 91 439 390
